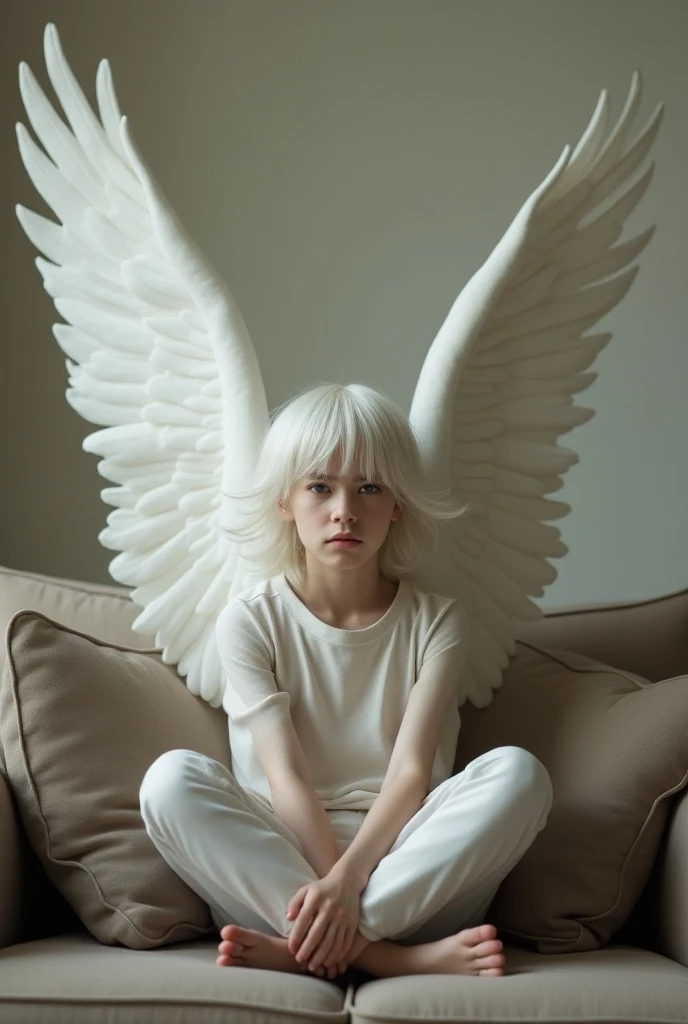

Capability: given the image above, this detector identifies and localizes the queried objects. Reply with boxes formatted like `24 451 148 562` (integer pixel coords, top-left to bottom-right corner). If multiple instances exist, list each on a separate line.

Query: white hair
221 381 469 584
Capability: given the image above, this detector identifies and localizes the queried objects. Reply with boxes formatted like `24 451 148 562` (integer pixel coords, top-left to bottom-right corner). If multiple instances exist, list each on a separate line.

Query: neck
290 555 396 620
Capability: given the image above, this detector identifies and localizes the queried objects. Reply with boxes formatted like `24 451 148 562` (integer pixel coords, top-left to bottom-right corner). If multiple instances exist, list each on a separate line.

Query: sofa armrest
0 769 22 949
654 787 688 968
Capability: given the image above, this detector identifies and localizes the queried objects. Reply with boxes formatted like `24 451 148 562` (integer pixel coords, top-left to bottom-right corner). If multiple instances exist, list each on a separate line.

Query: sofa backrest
3 562 688 684
0 564 156 679
517 585 688 683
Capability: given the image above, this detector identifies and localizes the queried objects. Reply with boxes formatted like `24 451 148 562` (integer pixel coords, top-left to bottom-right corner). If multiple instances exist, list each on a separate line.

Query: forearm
329 774 426 891
270 776 341 879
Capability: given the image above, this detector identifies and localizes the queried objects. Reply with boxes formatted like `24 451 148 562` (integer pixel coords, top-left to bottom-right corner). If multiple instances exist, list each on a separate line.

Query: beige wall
2 0 687 607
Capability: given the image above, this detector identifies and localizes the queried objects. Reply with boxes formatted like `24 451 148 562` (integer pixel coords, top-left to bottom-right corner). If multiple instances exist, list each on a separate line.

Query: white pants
139 745 552 945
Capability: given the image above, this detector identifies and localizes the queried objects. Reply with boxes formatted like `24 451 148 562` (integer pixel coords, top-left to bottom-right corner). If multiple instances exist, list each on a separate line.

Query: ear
277 498 294 522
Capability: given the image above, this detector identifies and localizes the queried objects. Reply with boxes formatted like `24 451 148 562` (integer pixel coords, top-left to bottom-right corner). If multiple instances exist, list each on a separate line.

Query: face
278 463 401 570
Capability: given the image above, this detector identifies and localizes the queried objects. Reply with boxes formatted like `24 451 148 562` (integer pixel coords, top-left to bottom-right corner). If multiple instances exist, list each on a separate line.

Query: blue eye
307 483 381 494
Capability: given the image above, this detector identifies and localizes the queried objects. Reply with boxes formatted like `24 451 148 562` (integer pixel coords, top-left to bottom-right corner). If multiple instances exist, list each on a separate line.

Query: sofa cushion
0 610 230 948
1 934 687 1024
0 934 353 1023
454 641 688 954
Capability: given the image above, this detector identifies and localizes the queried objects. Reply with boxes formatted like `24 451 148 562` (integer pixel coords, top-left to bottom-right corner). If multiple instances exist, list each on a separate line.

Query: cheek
302 502 326 525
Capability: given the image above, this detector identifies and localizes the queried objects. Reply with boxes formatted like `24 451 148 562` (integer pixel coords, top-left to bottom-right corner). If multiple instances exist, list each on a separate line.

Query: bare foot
410 924 505 976
217 922 505 979
216 925 342 979
355 923 506 978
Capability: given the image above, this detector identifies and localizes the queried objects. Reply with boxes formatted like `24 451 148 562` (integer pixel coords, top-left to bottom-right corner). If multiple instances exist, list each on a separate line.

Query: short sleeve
216 599 291 734
420 599 468 669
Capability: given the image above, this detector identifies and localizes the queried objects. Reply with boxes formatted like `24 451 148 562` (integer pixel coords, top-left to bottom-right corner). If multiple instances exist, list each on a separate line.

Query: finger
296 914 327 965
288 907 314 956
323 924 346 967
296 910 330 964
308 920 339 972
333 926 356 967
286 890 305 921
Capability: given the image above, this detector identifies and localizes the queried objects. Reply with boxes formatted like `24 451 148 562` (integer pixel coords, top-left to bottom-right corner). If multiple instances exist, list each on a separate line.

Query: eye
307 482 381 495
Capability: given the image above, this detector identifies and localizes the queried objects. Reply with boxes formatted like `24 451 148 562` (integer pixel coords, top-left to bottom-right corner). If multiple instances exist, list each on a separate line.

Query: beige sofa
0 562 687 1024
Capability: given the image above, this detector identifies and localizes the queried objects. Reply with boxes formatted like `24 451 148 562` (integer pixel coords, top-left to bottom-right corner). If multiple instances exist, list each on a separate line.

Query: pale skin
217 457 505 978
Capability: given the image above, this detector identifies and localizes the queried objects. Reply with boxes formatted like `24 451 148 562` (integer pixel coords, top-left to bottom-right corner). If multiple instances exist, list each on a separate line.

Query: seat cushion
0 933 353 1024
350 943 688 1024
0 610 231 949
0 934 686 1024
454 642 688 954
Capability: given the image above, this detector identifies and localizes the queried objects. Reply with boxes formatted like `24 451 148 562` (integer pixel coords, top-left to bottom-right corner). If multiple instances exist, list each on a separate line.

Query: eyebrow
312 474 367 481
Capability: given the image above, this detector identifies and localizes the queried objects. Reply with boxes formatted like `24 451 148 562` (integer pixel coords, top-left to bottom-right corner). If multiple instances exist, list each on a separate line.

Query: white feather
15 23 270 707
16 26 663 713
408 68 663 707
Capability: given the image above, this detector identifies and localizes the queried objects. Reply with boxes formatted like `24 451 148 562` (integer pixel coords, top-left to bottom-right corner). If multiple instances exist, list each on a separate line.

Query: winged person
15 23 662 979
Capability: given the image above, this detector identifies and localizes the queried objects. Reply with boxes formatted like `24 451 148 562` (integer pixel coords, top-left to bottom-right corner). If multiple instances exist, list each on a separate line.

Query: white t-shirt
215 572 468 813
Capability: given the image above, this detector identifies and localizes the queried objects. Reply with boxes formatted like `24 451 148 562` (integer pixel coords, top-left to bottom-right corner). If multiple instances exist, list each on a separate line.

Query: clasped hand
286 869 362 974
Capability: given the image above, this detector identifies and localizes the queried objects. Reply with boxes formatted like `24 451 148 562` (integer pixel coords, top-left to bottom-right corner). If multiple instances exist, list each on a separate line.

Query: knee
492 745 553 813
139 748 206 817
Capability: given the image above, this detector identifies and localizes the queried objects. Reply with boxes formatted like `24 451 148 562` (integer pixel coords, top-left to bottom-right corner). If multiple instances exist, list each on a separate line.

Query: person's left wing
407 70 664 709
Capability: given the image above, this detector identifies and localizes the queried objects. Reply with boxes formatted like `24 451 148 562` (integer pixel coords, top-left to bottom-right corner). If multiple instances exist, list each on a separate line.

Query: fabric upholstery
0 770 21 948
454 641 688 953
654 785 688 968
1 934 687 1024
0 563 155 686
0 610 230 948
1 563 688 970
516 585 688 684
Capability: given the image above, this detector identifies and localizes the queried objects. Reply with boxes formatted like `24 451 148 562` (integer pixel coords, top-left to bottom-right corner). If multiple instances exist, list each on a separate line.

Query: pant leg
356 745 553 944
138 748 357 937
140 745 552 948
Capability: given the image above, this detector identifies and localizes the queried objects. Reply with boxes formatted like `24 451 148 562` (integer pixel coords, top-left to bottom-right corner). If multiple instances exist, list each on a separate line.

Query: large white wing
408 71 663 709
15 23 269 707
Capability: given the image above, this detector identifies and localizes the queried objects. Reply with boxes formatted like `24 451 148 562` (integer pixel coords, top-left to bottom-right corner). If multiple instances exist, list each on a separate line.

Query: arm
330 641 466 891
271 774 341 879
249 701 343 879
329 773 427 891
216 600 342 878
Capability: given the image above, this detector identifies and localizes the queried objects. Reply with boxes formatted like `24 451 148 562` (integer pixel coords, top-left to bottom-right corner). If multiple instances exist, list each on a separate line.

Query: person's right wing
15 23 270 706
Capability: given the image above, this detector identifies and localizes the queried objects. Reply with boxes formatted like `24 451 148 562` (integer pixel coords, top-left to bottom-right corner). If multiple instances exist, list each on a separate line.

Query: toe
474 939 502 957
475 953 505 970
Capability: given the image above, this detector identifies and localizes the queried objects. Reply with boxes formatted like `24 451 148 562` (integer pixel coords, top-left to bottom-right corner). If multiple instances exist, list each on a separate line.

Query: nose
331 492 357 523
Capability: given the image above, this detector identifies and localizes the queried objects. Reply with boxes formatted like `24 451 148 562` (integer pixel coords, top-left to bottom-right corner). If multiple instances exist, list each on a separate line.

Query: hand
286 869 362 974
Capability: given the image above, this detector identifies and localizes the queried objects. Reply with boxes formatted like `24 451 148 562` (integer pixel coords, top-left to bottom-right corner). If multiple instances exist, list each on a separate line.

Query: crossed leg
140 746 552 980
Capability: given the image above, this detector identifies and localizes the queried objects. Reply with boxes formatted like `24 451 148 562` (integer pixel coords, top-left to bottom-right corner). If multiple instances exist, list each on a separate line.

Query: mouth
327 538 362 545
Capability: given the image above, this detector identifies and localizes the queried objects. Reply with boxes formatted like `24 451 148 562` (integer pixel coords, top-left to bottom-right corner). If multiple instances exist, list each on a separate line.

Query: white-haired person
139 382 553 980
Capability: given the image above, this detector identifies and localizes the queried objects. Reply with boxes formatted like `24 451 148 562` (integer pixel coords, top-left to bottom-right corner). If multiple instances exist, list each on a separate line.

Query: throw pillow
454 641 688 954
0 610 230 948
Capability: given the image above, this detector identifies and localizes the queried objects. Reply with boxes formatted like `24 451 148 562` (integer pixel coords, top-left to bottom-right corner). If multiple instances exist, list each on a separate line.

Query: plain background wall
2 0 686 609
